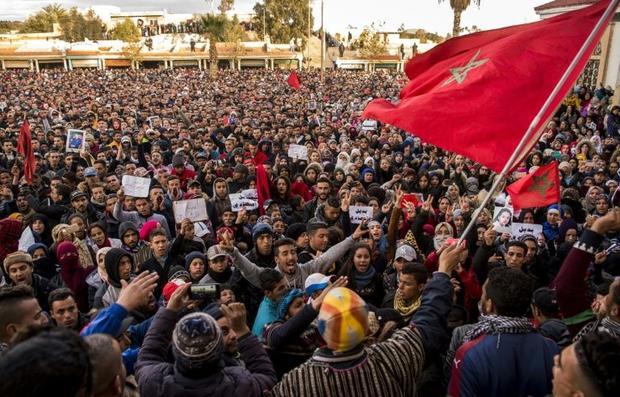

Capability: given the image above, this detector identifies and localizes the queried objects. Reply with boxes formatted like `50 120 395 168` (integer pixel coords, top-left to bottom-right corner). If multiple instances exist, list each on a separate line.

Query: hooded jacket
135 308 277 397
208 177 231 226
102 248 134 307
119 221 151 269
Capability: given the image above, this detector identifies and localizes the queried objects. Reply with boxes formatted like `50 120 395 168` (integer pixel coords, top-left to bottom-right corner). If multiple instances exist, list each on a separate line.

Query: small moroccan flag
506 162 560 211
287 70 301 90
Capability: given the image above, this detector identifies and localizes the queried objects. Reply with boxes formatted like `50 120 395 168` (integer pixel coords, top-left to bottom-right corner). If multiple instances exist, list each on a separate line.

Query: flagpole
458 0 619 243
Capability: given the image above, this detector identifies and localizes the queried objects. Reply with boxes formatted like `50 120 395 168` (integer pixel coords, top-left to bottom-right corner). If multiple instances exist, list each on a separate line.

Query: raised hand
219 229 235 252
394 185 404 207
221 302 250 337
352 219 369 240
592 208 620 234
341 191 352 212
166 282 191 312
312 276 348 311
381 200 393 215
421 195 434 213
117 271 159 312
438 242 467 275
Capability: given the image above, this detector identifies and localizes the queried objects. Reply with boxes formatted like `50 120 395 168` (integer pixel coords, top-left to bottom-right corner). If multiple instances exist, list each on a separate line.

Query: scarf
354 267 376 289
207 266 232 284
464 314 534 344
393 291 421 321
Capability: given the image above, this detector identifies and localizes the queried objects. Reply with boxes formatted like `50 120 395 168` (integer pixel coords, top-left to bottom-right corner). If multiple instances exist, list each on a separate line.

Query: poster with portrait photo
492 205 513 234
66 129 86 153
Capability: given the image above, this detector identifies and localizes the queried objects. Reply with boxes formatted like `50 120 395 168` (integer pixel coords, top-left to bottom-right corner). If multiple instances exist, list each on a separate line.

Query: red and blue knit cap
317 287 369 352
172 312 223 370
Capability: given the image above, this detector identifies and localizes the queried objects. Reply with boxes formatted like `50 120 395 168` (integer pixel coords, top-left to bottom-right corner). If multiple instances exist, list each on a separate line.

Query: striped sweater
270 325 425 397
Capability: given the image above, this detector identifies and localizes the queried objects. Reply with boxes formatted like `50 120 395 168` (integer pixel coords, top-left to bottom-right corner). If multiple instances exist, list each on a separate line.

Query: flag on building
363 0 617 173
506 162 560 211
287 70 301 90
17 118 34 184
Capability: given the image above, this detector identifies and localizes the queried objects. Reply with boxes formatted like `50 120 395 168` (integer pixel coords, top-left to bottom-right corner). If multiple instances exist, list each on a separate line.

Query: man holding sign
115 187 171 238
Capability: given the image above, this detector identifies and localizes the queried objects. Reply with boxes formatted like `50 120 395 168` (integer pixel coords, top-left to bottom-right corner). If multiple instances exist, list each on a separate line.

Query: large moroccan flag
363 0 618 173
506 162 560 211
17 118 35 184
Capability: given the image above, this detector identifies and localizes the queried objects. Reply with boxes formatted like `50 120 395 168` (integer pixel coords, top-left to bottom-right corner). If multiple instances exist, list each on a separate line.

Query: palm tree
439 0 481 38
201 14 228 77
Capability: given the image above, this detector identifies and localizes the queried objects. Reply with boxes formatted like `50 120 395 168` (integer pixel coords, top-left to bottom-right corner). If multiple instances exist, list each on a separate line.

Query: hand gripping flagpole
458 0 620 244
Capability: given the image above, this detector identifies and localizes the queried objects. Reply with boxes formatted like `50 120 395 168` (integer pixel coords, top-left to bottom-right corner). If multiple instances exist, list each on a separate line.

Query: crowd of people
0 66 618 397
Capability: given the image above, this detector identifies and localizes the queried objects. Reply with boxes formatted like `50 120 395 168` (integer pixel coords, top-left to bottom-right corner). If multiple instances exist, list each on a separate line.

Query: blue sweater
448 332 558 397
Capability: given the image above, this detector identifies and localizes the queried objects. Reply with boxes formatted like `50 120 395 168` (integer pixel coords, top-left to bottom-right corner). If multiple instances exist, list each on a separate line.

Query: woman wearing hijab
18 214 53 252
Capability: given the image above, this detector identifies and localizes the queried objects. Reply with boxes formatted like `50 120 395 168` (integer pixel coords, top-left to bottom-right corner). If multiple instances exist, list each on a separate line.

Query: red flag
506 162 560 211
287 70 301 90
363 0 617 173
255 164 272 215
17 118 35 184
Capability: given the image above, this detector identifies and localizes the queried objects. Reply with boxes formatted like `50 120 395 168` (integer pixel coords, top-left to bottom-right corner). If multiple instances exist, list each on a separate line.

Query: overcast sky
1 0 551 35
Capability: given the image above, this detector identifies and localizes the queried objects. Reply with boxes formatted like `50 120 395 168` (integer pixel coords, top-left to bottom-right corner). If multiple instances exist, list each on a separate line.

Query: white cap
194 222 210 238
395 244 417 262
304 273 331 295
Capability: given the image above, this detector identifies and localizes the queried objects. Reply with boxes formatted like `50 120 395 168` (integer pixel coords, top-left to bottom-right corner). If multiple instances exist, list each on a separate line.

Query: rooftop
534 0 596 11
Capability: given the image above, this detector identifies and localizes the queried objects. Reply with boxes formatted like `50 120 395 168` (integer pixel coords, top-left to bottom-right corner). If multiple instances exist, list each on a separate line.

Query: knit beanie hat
3 251 33 274
277 288 305 320
168 265 191 282
252 223 273 241
185 251 206 269
139 220 161 242
285 223 307 241
317 287 369 352
172 312 223 370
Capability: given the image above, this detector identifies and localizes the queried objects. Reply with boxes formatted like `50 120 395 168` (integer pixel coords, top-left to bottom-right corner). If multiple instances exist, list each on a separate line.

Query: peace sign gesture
381 200 393 215
340 190 352 212
421 195 434 213
394 185 404 207
446 203 456 222
218 229 235 252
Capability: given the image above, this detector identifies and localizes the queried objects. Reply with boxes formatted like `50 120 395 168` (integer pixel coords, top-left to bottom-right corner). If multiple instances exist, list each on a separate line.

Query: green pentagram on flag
531 174 553 196
441 49 489 87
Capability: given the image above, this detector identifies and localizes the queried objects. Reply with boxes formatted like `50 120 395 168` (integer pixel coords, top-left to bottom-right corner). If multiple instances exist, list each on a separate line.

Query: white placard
241 188 258 200
173 198 208 224
287 144 308 160
121 175 151 198
349 206 373 224
66 129 86 153
492 206 514 234
230 193 259 212
510 223 543 240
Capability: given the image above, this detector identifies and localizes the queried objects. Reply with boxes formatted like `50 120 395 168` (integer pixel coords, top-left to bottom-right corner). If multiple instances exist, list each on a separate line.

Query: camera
189 283 220 300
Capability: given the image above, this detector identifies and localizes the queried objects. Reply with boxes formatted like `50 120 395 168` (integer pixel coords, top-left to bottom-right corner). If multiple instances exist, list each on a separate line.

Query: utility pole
307 0 311 68
320 0 324 83
263 3 266 40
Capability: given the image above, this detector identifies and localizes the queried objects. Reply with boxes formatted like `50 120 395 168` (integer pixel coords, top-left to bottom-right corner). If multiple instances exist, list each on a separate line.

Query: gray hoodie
231 236 355 290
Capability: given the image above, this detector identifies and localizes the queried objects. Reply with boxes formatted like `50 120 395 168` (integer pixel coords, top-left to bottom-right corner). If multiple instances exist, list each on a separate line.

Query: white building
535 0 620 104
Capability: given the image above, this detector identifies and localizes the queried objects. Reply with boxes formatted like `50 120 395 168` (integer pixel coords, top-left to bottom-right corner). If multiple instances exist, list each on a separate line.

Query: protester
0 64 618 396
